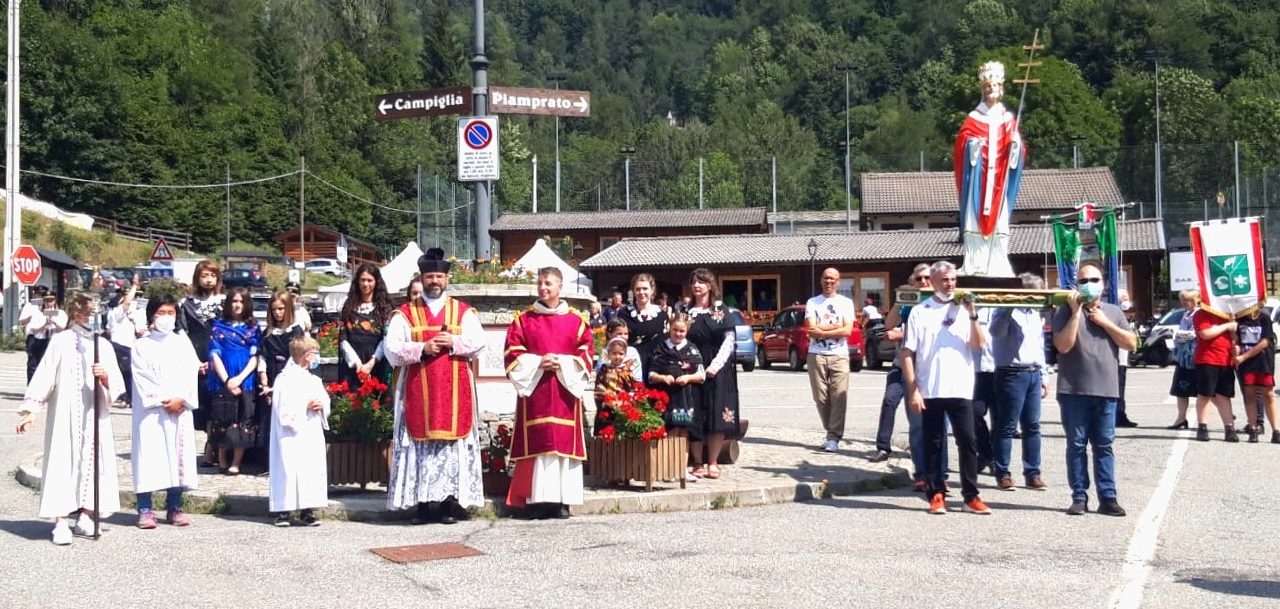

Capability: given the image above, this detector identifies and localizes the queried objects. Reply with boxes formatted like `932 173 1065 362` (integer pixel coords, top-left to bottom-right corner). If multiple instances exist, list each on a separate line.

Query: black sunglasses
1078 277 1103 284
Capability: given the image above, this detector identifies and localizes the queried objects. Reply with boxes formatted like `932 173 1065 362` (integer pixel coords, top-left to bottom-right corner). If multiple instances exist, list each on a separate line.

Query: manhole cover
370 542 485 564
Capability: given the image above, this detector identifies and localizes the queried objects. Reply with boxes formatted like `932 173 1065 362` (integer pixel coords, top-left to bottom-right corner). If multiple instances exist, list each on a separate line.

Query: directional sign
11 245 41 286
489 86 591 117
457 116 500 182
149 237 174 261
374 86 472 122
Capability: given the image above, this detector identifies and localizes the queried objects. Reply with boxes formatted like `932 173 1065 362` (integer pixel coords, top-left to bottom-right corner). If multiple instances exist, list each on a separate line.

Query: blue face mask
1078 281 1103 302
306 351 320 370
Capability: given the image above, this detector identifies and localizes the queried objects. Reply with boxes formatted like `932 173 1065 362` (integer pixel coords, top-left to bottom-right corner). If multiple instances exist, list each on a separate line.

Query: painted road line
1106 433 1191 609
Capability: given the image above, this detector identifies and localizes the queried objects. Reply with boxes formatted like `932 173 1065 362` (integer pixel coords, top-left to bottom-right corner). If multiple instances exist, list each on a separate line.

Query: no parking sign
457 116 500 182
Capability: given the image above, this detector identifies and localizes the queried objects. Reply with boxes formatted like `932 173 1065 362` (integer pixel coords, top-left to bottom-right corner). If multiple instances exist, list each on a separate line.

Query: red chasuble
399 298 474 441
503 306 593 462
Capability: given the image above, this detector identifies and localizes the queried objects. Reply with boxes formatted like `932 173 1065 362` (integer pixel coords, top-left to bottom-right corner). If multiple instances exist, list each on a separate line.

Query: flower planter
587 436 688 492
326 441 391 489
482 471 512 497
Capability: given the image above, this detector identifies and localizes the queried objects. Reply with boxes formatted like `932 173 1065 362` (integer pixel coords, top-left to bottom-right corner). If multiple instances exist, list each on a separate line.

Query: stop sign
11 245 42 286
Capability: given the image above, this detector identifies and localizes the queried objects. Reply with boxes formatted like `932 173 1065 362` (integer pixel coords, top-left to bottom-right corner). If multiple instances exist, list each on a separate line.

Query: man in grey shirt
1051 261 1137 517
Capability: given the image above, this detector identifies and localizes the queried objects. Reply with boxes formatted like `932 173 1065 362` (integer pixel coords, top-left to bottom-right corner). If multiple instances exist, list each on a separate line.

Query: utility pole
531 154 538 213
1147 50 1165 219
548 70 567 213
698 157 705 209
225 164 232 254
837 61 854 233
299 156 306 265
471 0 492 262
621 146 635 210
3 0 23 333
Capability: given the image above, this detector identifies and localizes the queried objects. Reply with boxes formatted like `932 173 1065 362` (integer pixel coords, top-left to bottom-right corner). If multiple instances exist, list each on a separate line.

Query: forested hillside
11 1 1280 253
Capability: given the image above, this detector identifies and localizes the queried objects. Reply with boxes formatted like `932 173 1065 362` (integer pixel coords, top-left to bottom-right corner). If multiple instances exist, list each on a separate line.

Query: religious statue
953 61 1025 277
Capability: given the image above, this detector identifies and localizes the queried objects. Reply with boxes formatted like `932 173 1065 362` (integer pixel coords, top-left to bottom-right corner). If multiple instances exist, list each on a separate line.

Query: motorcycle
1128 316 1173 367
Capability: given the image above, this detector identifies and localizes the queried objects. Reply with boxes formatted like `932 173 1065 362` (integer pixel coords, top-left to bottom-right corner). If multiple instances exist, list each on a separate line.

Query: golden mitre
978 61 1005 85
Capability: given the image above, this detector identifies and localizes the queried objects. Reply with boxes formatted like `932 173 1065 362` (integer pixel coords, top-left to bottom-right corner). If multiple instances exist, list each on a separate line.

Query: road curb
16 457 912 521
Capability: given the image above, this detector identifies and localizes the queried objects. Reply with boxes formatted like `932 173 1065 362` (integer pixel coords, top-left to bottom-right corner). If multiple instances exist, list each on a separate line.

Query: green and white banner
1190 217 1267 318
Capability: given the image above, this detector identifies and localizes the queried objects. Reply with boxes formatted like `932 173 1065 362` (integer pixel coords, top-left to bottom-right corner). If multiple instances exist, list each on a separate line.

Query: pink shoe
136 510 158 529
167 509 191 527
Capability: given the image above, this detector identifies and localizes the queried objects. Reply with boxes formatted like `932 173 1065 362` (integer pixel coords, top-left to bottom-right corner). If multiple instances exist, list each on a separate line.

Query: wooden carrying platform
587 436 688 491
894 287 1070 309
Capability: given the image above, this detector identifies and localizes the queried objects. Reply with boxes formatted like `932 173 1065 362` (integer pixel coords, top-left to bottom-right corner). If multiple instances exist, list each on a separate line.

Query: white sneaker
71 513 96 537
684 471 699 483
823 440 839 453
51 520 72 545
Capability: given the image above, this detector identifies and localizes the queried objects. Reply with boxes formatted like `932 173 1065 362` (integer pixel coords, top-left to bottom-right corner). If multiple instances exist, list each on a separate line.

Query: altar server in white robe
130 295 201 529
16 292 125 546
268 335 331 527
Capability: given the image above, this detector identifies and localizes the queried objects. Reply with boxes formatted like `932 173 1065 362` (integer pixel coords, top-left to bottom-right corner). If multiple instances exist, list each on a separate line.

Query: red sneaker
928 493 947 515
963 497 993 515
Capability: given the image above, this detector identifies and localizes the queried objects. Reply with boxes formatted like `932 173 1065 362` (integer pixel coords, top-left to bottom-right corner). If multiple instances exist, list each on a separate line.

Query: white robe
21 328 125 518
269 362 331 512
130 330 201 494
384 295 486 509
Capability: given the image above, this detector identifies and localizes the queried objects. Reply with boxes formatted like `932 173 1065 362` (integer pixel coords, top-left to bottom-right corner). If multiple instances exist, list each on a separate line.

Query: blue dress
208 320 262 449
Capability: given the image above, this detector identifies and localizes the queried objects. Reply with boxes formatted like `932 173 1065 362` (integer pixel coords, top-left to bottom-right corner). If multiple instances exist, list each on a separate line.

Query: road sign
457 116 500 182
489 86 591 117
374 86 472 121
150 237 174 261
147 267 174 280
11 245 41 286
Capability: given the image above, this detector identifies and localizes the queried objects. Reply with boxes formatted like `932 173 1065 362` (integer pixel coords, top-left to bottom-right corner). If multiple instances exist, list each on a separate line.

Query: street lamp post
807 238 819 296
1145 50 1164 219
836 61 855 233
547 70 568 212
620 146 636 211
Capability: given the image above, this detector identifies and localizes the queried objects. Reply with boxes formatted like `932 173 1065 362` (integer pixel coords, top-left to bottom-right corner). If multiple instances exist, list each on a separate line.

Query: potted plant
479 422 514 496
590 385 687 491
314 322 340 382
324 372 393 488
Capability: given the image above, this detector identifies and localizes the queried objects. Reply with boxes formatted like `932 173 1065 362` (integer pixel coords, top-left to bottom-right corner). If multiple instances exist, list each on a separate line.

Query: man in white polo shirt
902 260 991 515
805 268 855 452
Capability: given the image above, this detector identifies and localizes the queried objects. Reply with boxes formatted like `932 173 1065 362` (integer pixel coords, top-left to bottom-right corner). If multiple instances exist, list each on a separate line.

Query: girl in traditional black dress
684 268 741 479
177 259 225 467
646 313 705 479
208 287 261 474
257 292 304 451
621 272 668 381
338 263 392 386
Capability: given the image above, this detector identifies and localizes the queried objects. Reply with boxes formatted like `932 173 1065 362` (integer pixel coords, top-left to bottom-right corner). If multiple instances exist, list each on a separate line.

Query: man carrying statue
955 61 1026 278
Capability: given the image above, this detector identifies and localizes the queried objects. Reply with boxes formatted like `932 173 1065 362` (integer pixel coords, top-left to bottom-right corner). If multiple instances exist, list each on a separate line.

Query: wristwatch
969 314 980 321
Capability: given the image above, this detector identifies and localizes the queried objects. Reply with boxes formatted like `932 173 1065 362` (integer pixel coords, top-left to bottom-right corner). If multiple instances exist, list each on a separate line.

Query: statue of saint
954 61 1025 277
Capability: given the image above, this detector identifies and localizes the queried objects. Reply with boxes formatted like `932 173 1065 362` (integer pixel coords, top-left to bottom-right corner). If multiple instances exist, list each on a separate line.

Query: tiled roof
490 207 768 232
766 210 859 224
579 219 1164 269
860 167 1124 215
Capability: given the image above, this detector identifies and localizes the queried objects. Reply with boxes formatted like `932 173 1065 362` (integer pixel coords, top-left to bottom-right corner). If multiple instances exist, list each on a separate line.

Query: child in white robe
268 336 330 526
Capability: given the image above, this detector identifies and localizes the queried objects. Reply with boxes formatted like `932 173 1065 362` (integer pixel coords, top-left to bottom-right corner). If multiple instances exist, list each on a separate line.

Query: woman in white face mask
129 294 203 529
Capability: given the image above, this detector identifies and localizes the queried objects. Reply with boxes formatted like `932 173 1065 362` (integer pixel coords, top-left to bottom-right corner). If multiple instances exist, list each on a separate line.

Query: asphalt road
1 360 1276 609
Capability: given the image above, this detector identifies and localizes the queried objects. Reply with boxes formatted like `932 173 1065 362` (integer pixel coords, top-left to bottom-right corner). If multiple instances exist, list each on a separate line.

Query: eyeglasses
914 276 929 282
1078 277 1103 284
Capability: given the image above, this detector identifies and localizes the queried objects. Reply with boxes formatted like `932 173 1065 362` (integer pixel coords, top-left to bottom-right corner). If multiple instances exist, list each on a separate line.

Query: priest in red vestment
504 267 593 519
954 60 1025 278
385 248 486 525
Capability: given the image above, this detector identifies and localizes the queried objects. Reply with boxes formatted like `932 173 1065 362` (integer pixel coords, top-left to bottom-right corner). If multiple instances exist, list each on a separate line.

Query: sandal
690 466 707 478
705 465 722 479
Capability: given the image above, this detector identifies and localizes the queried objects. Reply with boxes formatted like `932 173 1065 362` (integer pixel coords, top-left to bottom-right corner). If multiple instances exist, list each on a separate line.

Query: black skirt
688 306 741 440
209 390 261 449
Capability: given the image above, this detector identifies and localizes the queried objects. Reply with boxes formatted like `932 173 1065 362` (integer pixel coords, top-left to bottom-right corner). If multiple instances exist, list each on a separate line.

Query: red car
757 304 864 372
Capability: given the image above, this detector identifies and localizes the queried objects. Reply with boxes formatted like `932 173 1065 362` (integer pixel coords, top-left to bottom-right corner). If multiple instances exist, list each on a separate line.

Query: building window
838 272 891 316
927 222 953 230
720 275 781 313
881 222 914 231
599 236 620 250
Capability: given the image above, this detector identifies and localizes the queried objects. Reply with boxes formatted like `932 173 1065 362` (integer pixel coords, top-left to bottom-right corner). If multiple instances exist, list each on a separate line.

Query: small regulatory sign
457 116 500 182
149 237 174 261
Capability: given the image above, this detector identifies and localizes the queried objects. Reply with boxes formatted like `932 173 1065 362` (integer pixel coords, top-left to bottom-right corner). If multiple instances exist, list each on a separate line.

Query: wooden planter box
326 441 390 489
587 436 688 492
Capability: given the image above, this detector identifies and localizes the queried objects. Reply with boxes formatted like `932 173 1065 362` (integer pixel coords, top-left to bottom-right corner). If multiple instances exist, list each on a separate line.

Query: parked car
863 317 898 370
250 291 272 330
756 305 863 372
305 258 348 277
734 318 757 372
222 268 268 290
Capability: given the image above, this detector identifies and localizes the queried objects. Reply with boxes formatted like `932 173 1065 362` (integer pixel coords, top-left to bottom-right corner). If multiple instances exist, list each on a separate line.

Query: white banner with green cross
1190 217 1268 318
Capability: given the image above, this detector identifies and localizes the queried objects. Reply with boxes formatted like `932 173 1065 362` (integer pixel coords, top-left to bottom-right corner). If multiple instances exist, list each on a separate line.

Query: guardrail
88 215 192 251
